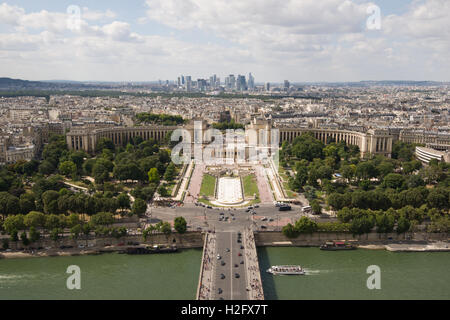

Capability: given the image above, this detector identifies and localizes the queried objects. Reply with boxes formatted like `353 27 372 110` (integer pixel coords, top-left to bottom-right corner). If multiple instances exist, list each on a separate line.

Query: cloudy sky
0 0 449 82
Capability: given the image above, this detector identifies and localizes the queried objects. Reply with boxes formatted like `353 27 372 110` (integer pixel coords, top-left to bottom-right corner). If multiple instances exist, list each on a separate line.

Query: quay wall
255 231 449 247
3 232 205 251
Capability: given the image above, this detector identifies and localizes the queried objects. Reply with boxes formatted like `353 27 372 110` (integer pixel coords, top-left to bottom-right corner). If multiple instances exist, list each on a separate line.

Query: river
1 247 449 299
258 247 450 300
0 249 202 300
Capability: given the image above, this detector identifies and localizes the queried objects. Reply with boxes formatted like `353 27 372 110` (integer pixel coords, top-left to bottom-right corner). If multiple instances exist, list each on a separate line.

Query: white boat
266 265 305 275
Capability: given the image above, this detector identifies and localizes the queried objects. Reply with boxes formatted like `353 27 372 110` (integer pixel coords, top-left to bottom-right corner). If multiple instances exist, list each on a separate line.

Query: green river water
0 247 449 300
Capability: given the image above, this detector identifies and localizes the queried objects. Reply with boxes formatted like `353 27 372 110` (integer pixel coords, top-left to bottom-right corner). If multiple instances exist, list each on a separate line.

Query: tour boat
266 265 305 275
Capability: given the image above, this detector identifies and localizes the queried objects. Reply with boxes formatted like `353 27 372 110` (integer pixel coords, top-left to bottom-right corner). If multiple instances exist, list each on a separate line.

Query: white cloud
0 1 449 81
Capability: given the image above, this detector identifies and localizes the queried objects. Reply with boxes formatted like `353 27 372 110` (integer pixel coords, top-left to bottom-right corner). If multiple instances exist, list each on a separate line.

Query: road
212 231 247 300
147 203 337 233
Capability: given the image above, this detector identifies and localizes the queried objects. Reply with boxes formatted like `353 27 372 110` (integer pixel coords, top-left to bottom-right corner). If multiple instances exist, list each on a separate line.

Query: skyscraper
248 73 255 90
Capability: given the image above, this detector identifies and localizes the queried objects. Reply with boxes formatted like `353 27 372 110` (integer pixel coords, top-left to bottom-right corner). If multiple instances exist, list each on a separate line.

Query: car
237 239 241 243
207 206 212 209
235 273 240 278
230 213 234 216
220 273 225 279
78 244 85 249
238 253 242 256
240 245 244 249
234 264 238 268
240 261 244 265
261 225 267 229
261 217 268 221
269 218 274 222
254 205 259 208
278 205 292 211
217 254 221 260
220 212 224 216
226 248 230 252
245 209 250 213
221 261 226 266
218 288 223 294
232 217 236 220
196 227 202 231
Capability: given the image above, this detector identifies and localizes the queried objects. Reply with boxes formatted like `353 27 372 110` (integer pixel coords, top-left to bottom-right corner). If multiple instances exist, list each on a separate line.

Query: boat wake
303 269 331 275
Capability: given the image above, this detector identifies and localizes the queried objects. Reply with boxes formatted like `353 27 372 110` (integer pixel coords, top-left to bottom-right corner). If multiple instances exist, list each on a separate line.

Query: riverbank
0 232 205 260
1 231 448 260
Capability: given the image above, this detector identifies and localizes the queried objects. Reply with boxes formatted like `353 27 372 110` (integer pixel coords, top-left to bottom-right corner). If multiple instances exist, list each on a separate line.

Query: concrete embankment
254 231 449 251
0 232 204 259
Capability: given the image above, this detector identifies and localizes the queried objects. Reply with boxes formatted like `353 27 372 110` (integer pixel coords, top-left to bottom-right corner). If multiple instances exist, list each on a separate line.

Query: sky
0 0 449 82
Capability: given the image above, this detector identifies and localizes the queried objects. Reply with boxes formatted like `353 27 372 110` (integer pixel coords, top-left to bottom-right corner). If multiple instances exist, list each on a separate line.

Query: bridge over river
196 229 264 300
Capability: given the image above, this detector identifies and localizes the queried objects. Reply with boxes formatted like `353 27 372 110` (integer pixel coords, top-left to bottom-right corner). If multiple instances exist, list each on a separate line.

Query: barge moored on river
320 241 356 251
125 245 178 255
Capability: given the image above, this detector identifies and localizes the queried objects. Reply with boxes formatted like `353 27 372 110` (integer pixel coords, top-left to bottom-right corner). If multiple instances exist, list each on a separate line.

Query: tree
19 193 36 214
427 188 449 210
328 193 346 211
90 212 114 226
59 161 77 178
117 193 131 212
355 162 377 180
282 223 298 238
29 226 41 243
174 216 187 234
349 215 375 235
377 161 394 178
160 221 172 237
38 160 56 175
396 216 410 234
50 228 62 242
96 138 115 153
294 217 318 234
24 211 45 229
20 231 30 246
311 200 322 215
291 133 324 161
131 198 147 217
3 215 25 234
158 185 169 197
376 213 395 233
92 162 110 184
70 224 82 239
383 173 405 190
164 163 176 181
148 168 160 184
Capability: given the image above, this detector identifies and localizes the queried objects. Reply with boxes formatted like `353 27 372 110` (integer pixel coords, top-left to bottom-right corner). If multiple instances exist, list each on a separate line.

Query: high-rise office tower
284 80 290 90
248 73 255 90
186 76 192 91
265 82 270 92
237 75 247 91
181 75 185 85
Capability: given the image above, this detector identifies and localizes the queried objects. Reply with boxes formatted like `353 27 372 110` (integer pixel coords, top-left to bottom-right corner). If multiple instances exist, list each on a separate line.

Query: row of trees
327 186 449 211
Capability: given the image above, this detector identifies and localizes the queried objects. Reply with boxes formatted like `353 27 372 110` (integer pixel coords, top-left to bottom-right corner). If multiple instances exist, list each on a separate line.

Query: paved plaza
217 177 243 204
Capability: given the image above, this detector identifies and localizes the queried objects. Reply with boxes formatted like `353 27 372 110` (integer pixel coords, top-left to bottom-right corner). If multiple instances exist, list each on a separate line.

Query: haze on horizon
0 0 449 83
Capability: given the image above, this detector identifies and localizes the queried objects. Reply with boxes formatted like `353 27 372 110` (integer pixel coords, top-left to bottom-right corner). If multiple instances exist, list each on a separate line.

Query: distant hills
0 77 448 91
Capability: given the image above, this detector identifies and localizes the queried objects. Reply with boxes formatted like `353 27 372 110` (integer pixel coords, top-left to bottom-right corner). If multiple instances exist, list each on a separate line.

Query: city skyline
0 0 449 82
